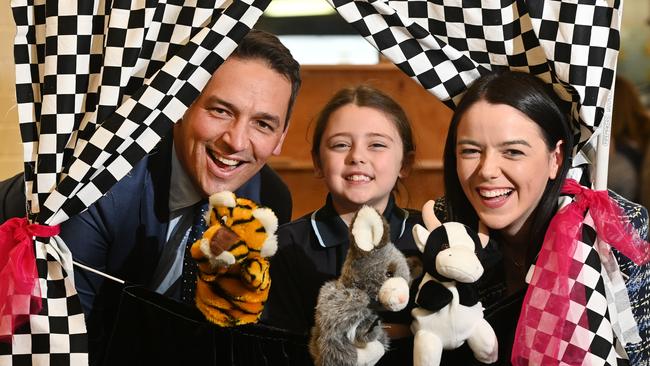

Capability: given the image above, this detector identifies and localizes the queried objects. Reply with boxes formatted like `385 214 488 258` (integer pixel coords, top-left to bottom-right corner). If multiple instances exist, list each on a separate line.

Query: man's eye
211 108 229 117
255 120 275 132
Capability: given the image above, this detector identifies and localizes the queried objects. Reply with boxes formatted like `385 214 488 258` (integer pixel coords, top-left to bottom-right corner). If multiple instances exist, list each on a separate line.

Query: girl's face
456 101 562 238
314 104 409 217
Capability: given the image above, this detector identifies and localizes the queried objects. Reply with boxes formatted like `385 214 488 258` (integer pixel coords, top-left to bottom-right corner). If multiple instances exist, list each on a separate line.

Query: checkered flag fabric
515 213 624 365
4 0 269 364
329 0 621 174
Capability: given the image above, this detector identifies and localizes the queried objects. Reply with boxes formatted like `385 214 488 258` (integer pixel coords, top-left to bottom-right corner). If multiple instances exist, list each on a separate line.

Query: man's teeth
479 188 512 198
347 175 371 182
214 154 239 166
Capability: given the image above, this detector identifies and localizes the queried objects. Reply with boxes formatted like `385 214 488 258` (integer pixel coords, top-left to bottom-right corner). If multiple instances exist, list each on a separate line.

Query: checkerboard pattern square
7 0 270 364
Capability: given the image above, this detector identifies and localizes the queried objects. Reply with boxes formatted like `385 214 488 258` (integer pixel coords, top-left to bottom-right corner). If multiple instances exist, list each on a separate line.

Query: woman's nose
478 153 500 179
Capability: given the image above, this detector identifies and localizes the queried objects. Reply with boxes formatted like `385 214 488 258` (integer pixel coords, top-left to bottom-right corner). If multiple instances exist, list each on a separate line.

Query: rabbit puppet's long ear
351 206 384 252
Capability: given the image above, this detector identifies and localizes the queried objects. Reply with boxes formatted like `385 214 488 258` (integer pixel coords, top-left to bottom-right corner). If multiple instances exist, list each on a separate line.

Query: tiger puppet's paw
190 191 278 327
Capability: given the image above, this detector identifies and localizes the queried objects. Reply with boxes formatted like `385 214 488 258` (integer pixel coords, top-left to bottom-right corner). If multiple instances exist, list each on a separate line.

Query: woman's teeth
479 188 512 198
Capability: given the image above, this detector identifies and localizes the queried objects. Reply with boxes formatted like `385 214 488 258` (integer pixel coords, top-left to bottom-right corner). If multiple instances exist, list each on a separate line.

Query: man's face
173 57 292 197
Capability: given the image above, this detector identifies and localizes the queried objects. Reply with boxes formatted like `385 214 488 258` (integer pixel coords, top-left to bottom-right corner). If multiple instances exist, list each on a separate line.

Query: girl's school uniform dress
261 194 422 365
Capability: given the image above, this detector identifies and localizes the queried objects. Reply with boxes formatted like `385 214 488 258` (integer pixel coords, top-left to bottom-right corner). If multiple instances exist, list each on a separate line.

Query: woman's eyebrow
500 140 532 148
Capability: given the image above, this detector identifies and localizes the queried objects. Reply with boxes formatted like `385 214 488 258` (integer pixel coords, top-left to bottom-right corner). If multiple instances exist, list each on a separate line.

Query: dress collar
310 194 409 248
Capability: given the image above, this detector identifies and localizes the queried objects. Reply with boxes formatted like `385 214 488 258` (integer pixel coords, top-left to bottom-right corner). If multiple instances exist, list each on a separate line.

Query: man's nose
221 119 249 152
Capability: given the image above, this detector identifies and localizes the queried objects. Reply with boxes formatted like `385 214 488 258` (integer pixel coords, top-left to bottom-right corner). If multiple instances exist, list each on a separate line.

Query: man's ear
399 151 415 179
548 140 564 180
272 129 289 156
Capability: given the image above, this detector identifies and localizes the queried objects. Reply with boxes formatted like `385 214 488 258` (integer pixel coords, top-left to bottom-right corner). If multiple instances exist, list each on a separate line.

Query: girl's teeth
348 175 370 182
480 189 512 198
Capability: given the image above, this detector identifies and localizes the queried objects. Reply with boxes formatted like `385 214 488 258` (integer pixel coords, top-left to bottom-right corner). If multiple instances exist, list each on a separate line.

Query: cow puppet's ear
412 224 429 253
478 221 489 249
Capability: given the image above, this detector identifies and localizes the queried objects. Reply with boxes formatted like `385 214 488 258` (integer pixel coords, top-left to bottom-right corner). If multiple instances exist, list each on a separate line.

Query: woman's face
455 101 563 238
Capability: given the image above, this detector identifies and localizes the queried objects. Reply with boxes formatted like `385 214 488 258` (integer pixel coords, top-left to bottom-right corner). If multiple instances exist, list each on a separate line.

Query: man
57 29 301 362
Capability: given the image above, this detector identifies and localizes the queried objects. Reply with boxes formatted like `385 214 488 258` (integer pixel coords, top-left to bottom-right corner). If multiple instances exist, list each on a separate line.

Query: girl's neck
332 198 390 226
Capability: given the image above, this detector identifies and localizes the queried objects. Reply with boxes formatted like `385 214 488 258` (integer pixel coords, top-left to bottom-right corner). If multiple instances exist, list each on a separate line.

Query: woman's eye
459 148 480 156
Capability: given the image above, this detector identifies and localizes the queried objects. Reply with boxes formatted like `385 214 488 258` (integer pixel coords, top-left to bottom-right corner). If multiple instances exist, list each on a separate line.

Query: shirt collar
310 194 409 248
168 144 203 214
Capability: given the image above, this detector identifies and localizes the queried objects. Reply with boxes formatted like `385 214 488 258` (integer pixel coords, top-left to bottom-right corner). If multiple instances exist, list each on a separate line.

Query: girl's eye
369 142 388 149
330 142 350 149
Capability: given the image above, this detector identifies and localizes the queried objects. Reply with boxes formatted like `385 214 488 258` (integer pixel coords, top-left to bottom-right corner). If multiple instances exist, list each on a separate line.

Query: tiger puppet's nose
209 225 241 256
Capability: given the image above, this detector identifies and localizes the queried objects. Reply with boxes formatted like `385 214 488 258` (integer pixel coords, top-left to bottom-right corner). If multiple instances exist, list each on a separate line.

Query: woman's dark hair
311 85 415 168
443 71 573 263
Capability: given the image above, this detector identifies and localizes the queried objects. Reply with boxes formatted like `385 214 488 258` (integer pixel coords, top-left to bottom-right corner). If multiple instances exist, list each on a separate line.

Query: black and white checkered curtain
330 0 622 180
2 0 269 364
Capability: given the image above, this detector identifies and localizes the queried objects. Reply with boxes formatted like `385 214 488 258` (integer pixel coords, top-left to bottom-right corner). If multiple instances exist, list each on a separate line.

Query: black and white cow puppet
309 206 415 366
410 200 498 366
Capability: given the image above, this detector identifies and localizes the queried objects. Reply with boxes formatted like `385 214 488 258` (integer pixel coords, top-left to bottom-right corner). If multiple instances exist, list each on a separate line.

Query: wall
0 5 22 180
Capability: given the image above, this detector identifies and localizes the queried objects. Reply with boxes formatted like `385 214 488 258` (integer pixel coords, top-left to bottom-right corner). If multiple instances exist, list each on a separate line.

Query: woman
436 70 572 364
436 70 650 365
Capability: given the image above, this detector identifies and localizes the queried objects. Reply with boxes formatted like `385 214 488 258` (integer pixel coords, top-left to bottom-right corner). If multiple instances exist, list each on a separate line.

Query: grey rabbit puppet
309 205 418 366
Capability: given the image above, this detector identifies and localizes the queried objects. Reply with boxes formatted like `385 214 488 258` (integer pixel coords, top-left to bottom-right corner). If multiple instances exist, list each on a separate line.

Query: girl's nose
346 145 366 164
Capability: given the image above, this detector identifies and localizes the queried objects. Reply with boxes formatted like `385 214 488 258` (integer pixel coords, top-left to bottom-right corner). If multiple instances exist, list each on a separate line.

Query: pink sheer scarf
511 179 650 365
0 217 59 342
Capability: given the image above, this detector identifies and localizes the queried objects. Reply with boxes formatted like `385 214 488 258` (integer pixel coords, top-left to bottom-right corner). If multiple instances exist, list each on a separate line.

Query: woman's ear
312 152 323 178
399 151 415 179
548 140 564 180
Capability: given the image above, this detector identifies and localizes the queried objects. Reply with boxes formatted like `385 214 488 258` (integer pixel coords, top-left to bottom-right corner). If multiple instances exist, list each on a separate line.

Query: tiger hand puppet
190 191 278 327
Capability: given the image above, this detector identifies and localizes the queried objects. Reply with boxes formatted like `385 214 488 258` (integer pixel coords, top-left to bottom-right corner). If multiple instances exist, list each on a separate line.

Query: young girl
262 85 421 364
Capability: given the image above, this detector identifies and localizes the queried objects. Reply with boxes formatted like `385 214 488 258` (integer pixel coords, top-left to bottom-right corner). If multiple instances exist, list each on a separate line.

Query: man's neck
169 144 203 214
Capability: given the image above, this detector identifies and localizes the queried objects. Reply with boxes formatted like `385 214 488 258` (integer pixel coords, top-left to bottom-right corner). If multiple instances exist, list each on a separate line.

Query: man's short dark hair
231 29 301 129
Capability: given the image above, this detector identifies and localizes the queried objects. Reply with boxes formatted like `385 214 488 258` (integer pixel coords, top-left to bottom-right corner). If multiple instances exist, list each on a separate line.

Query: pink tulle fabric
0 217 59 342
511 179 650 365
